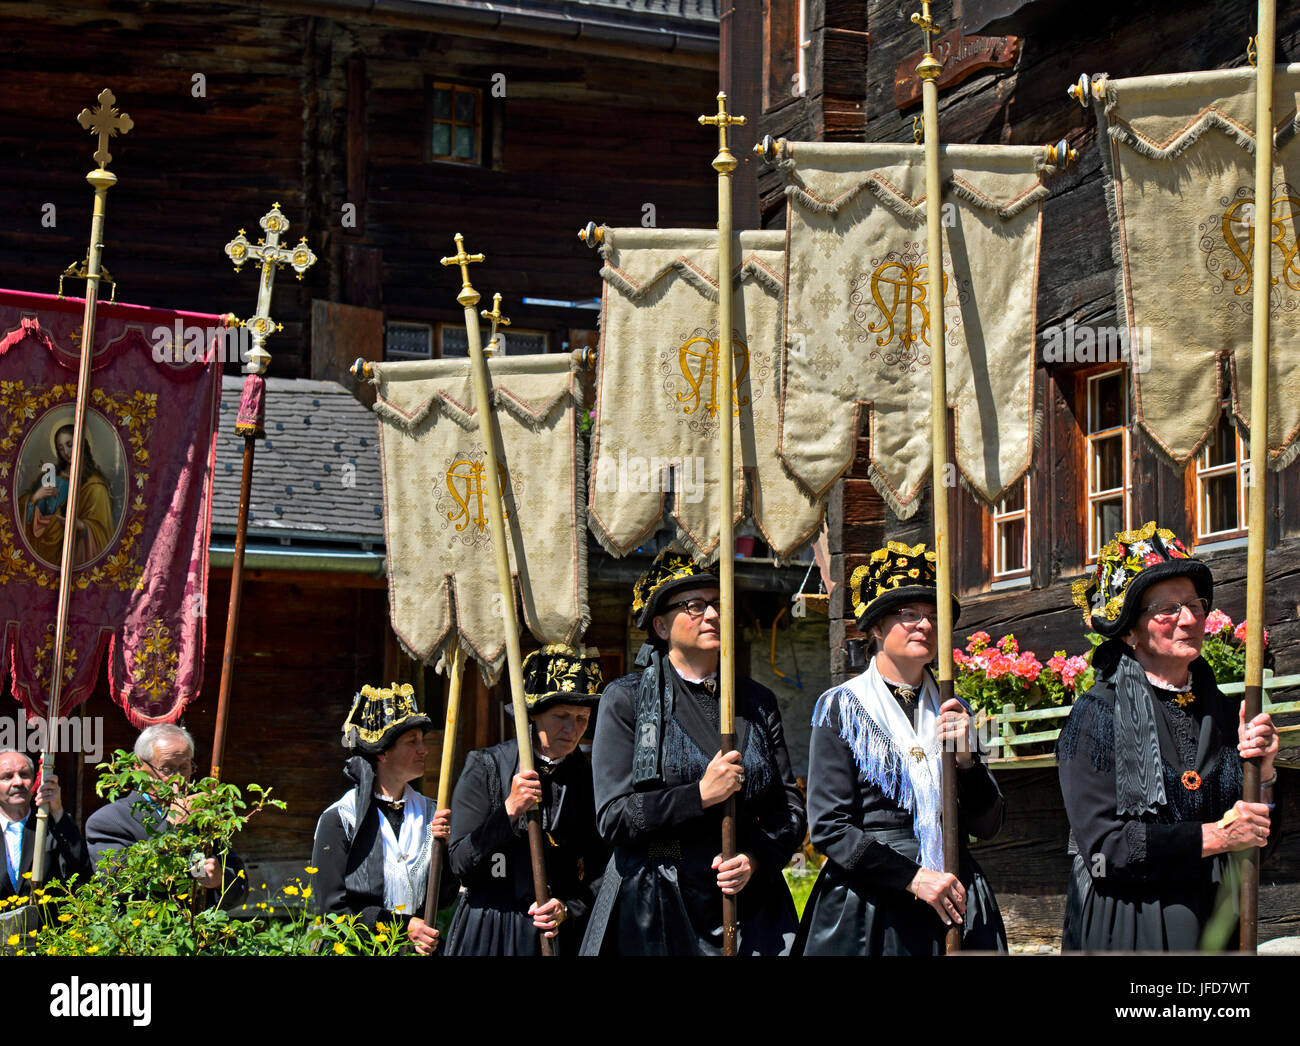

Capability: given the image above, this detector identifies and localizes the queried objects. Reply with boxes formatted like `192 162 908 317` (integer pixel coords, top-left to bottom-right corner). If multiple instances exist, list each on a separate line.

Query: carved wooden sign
894 31 1020 109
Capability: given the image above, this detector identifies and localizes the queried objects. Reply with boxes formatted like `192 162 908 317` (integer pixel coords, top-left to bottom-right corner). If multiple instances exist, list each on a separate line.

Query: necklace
881 674 922 702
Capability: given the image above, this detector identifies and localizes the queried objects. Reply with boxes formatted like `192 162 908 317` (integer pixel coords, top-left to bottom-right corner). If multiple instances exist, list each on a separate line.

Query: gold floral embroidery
131 619 178 703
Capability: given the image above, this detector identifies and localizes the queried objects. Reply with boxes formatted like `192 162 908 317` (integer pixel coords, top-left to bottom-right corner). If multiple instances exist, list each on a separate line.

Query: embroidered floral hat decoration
1071 521 1212 638
520 644 604 714
341 682 433 755
850 541 960 632
631 546 719 630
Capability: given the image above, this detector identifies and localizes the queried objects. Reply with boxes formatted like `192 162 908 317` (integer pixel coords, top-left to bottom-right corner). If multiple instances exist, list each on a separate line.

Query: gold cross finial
440 233 485 308
224 204 317 374
481 293 511 357
911 1 941 56
77 89 133 171
699 92 746 160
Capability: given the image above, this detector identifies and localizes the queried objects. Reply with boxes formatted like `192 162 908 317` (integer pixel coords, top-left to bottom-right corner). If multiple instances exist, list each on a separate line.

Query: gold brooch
1173 693 1195 709
909 746 926 763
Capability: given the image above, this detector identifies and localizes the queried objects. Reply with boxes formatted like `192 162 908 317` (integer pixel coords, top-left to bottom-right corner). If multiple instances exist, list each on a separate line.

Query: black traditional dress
1058 641 1274 951
312 756 458 934
795 669 1007 955
580 659 806 956
445 737 605 956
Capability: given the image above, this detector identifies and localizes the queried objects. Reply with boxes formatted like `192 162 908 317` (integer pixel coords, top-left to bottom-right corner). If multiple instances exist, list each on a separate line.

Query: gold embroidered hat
1071 521 1212 638
631 546 719 630
520 644 604 714
851 541 960 632
341 682 433 755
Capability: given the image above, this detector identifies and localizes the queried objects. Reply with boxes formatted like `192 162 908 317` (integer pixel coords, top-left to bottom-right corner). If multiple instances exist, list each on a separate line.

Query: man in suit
0 748 92 901
85 723 247 909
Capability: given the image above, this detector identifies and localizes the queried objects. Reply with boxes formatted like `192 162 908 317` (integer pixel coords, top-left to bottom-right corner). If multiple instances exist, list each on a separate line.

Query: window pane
432 122 451 157
1094 497 1124 553
454 124 476 160
454 88 477 124
997 518 1026 574
998 481 1025 514
1203 413 1237 468
433 89 452 120
1089 372 1125 432
1092 433 1124 493
1202 474 1238 534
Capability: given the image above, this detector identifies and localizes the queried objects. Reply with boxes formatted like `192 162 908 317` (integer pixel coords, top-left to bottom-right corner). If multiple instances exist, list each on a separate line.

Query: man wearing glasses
85 724 248 909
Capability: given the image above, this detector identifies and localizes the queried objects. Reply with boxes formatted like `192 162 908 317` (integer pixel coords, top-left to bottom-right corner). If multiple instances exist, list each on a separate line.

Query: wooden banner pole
423 644 464 924
1240 0 1276 954
699 92 746 957
439 236 554 956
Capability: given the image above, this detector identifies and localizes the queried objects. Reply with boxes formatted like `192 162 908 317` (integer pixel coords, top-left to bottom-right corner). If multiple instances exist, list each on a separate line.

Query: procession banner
0 289 223 726
369 354 586 682
778 141 1054 518
1091 65 1300 468
590 226 823 563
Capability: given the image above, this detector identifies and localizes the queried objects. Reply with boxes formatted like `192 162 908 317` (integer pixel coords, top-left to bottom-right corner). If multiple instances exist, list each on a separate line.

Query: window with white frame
1085 368 1130 560
1195 401 1249 540
385 321 433 360
992 477 1030 578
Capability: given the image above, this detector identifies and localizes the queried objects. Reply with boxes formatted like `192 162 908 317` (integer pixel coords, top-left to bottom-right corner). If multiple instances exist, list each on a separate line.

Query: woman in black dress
1060 522 1279 951
312 683 455 954
796 542 1007 955
445 645 606 955
580 547 806 956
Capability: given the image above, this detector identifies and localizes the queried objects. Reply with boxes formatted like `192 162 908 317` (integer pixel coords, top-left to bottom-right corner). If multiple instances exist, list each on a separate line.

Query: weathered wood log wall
0 0 719 378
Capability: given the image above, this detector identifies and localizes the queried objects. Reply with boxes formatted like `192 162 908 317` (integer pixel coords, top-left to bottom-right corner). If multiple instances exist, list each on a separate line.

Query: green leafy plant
3 751 412 956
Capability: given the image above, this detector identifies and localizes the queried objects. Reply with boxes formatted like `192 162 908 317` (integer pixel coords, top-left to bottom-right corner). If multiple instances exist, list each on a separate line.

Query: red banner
0 290 223 727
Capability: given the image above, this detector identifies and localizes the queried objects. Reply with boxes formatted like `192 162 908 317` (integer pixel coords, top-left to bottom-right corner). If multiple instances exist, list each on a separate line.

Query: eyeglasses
1142 597 1210 621
664 598 720 620
891 608 936 626
145 759 196 778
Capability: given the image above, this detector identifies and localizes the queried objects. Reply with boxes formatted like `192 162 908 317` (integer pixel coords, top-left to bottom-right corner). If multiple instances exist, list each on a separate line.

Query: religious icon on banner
15 406 127 568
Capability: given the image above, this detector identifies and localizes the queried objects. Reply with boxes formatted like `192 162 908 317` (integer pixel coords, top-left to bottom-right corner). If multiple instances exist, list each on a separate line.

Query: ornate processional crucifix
207 206 317 783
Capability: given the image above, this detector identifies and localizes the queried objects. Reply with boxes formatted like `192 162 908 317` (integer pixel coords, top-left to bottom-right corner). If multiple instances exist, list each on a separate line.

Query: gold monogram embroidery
445 458 510 534
674 333 750 419
1202 189 1300 303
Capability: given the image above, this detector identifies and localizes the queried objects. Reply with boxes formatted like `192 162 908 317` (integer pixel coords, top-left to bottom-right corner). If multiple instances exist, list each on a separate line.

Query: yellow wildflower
57 914 70 923
20 872 31 880
177 894 189 901
131 919 141 927
301 886 312 901
86 945 99 954
333 942 346 955
283 885 299 896
304 866 318 875
5 934 17 946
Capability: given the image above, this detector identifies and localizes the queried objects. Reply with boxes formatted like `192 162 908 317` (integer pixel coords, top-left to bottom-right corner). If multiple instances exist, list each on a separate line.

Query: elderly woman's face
533 704 591 761
653 586 721 658
1125 576 1206 665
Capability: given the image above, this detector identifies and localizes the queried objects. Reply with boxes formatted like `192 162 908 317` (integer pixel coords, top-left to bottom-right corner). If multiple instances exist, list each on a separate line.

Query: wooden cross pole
439 236 554 956
699 91 745 957
1240 0 1276 953
32 89 132 888
911 0 962 954
211 205 317 783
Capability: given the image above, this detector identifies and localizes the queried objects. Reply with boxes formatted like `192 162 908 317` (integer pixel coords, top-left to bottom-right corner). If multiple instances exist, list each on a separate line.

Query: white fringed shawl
812 659 944 871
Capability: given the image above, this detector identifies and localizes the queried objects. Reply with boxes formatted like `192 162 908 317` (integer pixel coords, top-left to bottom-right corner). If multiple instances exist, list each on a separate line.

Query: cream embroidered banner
778 141 1053 518
370 354 586 682
589 227 824 563
1093 65 1300 468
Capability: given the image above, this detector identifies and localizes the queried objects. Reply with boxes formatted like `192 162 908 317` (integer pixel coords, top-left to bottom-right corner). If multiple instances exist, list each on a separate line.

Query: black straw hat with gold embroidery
631 546 719 630
851 541 960 633
520 644 604 714
341 682 433 755
1071 521 1212 639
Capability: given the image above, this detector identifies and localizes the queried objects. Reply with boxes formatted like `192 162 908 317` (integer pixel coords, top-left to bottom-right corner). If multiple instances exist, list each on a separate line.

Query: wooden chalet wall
0 0 719 378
